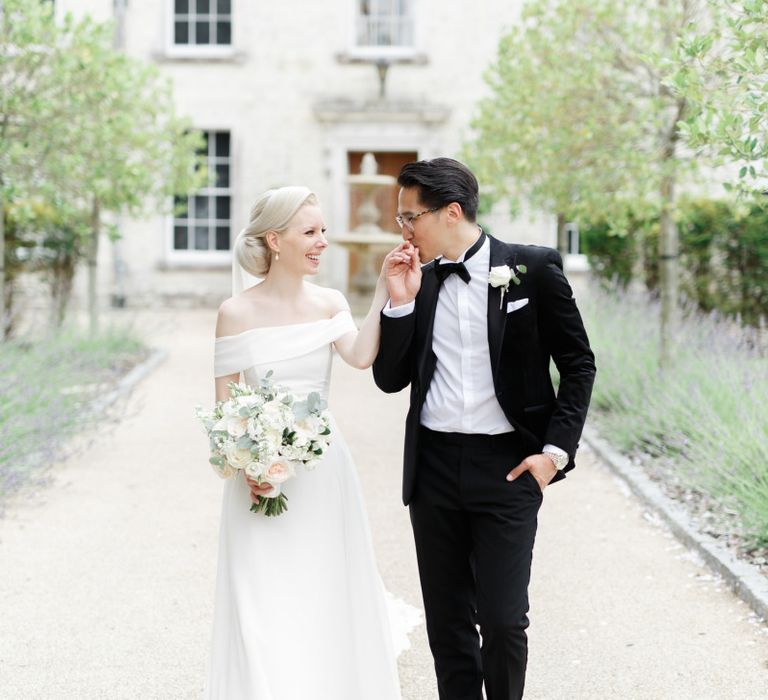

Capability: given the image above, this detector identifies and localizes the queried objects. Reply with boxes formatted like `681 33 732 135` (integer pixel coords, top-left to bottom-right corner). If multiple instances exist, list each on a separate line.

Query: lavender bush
0 327 145 507
581 285 768 546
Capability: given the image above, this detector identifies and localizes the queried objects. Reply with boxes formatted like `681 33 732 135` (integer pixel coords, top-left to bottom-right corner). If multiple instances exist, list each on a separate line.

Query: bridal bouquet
195 372 332 516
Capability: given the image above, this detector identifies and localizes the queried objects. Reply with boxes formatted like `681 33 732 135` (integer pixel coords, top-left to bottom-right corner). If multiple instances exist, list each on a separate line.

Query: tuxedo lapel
416 262 441 384
487 237 516 379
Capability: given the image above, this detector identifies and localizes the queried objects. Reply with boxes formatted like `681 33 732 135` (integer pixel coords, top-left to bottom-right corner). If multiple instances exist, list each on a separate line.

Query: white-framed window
354 0 415 56
170 130 231 262
167 0 233 57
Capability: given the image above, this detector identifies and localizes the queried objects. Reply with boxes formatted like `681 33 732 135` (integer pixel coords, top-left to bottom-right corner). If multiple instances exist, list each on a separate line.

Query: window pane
215 163 229 188
197 0 211 13
193 196 210 218
215 196 230 220
172 130 230 254
215 226 230 250
174 21 189 44
217 0 231 12
173 226 188 250
175 0 190 12
196 21 210 44
194 226 210 250
214 132 230 157
216 21 231 45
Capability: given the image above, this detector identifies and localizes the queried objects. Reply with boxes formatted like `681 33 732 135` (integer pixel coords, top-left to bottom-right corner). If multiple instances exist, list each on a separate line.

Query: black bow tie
436 262 470 284
435 232 485 285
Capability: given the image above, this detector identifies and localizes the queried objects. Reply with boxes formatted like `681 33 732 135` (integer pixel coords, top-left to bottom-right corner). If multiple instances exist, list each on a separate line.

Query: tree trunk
630 229 646 296
49 248 76 328
0 188 6 339
658 172 678 370
88 198 100 336
556 213 568 257
0 192 18 340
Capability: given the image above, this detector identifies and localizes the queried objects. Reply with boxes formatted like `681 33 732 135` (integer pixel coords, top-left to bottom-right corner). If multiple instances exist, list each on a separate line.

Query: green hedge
581 200 768 326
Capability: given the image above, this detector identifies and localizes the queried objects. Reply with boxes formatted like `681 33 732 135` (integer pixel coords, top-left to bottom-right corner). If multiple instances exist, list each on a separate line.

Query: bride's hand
245 475 274 503
380 245 411 280
382 242 421 305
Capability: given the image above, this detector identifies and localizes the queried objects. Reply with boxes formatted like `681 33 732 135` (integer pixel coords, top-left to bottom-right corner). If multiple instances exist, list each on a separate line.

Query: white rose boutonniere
488 264 527 309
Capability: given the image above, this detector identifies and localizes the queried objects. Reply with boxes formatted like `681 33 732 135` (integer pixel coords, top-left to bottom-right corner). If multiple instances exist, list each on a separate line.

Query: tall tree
0 0 204 336
466 0 713 368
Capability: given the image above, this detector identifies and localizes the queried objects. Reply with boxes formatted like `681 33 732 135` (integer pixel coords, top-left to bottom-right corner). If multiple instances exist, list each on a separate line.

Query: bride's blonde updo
234 186 319 277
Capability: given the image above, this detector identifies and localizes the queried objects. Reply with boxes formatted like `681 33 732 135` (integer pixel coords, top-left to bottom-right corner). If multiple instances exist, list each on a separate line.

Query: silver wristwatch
543 450 568 470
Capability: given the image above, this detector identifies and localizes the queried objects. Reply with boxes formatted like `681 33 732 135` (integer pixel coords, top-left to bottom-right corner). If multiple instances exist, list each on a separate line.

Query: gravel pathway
0 309 766 699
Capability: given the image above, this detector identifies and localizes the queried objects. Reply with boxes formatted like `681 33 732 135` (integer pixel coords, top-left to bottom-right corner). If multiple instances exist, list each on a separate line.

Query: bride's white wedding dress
206 308 402 700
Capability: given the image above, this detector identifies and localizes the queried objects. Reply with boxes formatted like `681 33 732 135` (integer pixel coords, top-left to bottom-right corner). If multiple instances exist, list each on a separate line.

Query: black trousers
409 427 542 700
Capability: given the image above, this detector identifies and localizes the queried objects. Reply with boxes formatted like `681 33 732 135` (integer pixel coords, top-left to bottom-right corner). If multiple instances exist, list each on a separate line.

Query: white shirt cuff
542 444 568 459
382 300 415 318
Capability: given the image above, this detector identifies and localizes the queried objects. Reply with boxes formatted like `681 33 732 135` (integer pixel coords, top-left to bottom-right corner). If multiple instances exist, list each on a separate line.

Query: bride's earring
275 252 280 261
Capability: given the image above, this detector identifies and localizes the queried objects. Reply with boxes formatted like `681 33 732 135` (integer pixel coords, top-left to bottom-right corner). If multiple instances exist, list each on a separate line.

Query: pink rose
263 458 295 486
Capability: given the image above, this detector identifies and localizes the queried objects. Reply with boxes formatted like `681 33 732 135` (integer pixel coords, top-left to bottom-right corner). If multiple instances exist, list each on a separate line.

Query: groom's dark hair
397 158 479 223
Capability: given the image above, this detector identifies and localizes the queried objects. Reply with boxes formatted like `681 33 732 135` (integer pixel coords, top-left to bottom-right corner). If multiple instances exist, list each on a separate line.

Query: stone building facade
57 0 564 308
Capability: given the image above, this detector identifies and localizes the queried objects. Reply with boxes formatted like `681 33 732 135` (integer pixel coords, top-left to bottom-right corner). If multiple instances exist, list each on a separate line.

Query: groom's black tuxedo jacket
373 235 596 505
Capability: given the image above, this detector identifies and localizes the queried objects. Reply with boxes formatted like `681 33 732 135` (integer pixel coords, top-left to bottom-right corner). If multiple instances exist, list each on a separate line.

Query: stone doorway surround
313 98 450 293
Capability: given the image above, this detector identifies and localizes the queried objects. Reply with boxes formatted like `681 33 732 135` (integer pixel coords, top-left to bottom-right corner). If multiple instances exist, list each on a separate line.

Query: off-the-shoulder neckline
215 309 351 340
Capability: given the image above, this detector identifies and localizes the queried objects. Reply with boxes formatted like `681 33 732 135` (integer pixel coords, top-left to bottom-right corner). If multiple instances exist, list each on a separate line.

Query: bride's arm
215 373 240 402
213 300 272 500
214 300 243 401
333 247 410 370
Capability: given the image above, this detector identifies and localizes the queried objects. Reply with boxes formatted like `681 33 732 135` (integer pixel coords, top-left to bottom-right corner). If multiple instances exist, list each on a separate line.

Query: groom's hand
384 242 422 306
506 454 557 492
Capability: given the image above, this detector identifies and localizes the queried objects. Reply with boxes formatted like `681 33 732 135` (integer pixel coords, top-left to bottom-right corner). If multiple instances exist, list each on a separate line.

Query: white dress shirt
385 236 513 434
383 235 568 459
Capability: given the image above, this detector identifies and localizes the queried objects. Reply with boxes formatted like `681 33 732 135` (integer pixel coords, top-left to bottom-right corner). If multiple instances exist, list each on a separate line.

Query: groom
374 158 595 700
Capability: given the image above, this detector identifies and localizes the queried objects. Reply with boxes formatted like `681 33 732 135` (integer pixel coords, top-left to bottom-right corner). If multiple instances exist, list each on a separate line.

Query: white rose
244 461 267 479
213 412 249 438
261 427 284 454
292 434 309 449
488 265 512 288
262 400 290 430
224 443 254 471
238 394 263 408
263 458 296 486
212 461 235 479
296 415 320 434
282 444 308 462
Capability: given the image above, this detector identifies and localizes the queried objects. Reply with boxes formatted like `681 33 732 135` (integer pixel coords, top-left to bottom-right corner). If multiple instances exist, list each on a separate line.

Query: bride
206 186 411 699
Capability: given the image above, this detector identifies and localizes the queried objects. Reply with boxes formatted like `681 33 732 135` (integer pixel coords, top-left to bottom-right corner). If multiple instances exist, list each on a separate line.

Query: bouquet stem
250 493 288 517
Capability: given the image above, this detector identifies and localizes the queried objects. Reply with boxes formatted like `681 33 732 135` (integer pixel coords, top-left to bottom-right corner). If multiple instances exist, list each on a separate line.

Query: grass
581 284 768 547
0 325 146 505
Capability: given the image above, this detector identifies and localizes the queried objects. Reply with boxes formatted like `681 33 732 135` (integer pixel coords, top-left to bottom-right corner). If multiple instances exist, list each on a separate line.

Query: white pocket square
507 298 529 313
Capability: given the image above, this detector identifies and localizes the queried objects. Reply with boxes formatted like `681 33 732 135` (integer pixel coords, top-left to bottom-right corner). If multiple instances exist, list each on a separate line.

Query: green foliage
580 222 635 287
464 0 704 225
0 0 205 211
583 286 768 546
0 0 206 333
581 199 768 326
678 0 768 192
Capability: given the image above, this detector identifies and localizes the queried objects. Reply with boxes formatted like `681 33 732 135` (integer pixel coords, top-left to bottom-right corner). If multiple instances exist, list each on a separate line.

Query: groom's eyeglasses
395 207 441 232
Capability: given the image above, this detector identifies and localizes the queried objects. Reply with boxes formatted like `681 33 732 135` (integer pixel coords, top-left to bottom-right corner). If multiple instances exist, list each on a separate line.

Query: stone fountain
331 153 402 296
